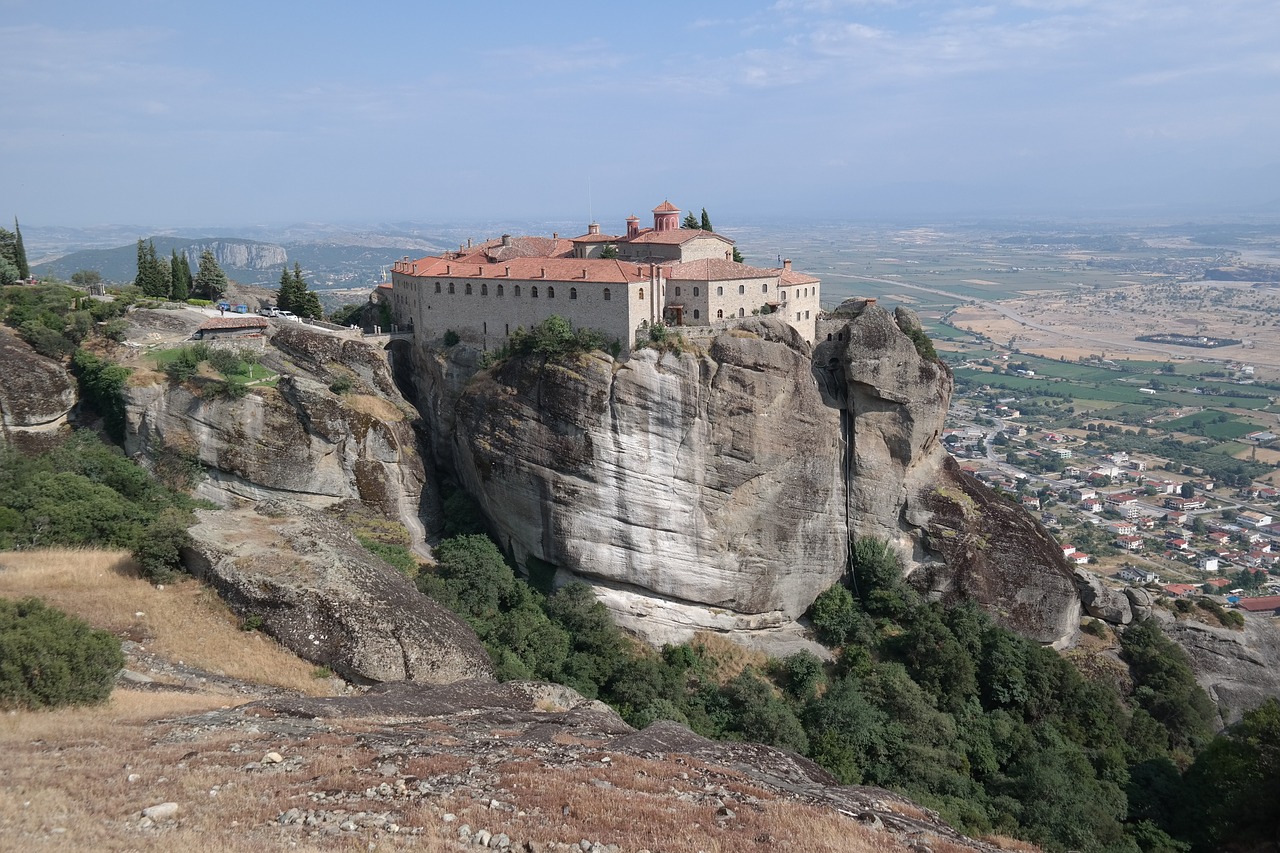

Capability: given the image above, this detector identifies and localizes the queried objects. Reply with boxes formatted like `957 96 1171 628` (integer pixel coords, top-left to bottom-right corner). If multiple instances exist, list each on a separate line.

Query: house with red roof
1235 595 1280 615
386 201 821 353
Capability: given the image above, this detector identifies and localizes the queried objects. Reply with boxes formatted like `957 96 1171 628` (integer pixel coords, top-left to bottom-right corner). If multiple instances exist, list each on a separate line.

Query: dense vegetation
479 315 617 366
416 521 1271 853
276 262 323 319
0 597 124 709
1 281 130 359
0 431 199 581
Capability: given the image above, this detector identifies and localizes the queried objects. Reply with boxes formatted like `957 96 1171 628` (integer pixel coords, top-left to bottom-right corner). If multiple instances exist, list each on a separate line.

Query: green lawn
1162 411 1259 439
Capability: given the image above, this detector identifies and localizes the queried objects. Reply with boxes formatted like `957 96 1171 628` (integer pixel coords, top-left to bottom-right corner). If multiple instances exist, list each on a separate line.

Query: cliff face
443 319 848 645
184 240 287 271
125 327 429 541
813 302 1080 645
0 327 77 450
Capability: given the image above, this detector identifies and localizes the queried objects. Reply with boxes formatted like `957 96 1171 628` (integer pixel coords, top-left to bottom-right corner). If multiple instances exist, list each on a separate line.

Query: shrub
209 379 250 400
164 348 202 382
904 325 938 361
0 597 124 709
443 329 461 347
328 375 353 395
207 348 245 376
186 298 213 307
131 507 191 582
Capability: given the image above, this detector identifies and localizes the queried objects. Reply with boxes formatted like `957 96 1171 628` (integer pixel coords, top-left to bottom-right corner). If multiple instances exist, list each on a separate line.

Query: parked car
259 306 280 317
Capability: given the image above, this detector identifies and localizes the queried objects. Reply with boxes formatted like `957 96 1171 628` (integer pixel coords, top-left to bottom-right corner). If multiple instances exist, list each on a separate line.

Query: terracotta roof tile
779 268 820 285
666 258 778 281
653 200 680 212
626 229 734 246
398 256 650 284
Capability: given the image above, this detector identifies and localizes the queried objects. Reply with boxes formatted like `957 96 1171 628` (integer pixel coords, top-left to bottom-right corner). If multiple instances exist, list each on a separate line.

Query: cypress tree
13 218 29 279
700 208 713 232
170 250 189 301
277 266 296 311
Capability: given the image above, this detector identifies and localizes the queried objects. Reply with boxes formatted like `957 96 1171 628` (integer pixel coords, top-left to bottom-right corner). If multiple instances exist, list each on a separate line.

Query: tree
193 249 228 301
0 597 124 709
599 244 618 259
134 239 167 298
170 250 189 301
70 270 102 289
700 208 713 232
732 247 744 263
1179 482 1195 498
12 218 29 279
682 212 699 229
278 263 321 318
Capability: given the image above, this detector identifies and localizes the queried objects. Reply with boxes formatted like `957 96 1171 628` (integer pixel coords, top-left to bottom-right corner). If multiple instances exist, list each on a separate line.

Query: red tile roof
197 317 269 331
571 232 619 243
653 200 680 213
625 228 733 246
779 268 821 285
1237 595 1280 612
397 256 650 284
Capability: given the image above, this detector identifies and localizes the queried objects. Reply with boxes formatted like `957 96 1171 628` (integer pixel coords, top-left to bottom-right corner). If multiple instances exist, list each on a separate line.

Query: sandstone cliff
0 327 77 450
125 326 430 542
813 302 1081 645
443 319 848 646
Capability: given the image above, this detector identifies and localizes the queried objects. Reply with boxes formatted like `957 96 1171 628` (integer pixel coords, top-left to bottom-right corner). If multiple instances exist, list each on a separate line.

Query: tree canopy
277 262 322 318
193 249 228 301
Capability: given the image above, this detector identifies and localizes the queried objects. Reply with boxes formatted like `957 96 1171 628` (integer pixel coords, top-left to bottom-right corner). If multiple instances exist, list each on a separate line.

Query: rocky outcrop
125 332 426 526
183 240 287 271
813 301 1080 645
182 501 492 684
443 319 847 646
1160 615 1280 725
0 327 77 448
1075 568 1133 625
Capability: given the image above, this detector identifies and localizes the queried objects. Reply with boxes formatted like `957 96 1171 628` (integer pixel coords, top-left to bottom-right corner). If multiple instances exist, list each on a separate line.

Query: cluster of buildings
381 202 822 353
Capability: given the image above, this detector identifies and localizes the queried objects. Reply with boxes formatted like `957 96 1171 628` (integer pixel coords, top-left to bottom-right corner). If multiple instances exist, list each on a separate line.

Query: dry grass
0 549 332 696
982 833 1044 853
692 631 770 685
344 393 406 422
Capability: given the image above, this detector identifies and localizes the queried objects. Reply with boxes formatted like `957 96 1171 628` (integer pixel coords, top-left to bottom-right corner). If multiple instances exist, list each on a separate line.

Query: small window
505 323 510 335
797 312 801 321
717 286 723 296
762 283 768 293
781 290 787 301
674 286 681 296
531 286 538 298
638 288 644 300
483 321 487 334
805 310 810 319
717 309 723 319
434 282 441 294
693 309 700 320
604 288 611 301
738 308 745 317
514 285 521 297
570 287 577 300
693 287 699 297
465 282 473 295
827 333 833 341
738 285 745 295
497 284 504 296
448 282 455 294
481 283 488 295
547 286 554 298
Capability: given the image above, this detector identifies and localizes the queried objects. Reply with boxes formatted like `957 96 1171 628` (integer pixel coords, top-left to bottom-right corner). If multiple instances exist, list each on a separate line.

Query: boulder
0 327 76 449
182 501 492 684
1162 616 1280 725
1124 587 1155 621
1075 569 1133 625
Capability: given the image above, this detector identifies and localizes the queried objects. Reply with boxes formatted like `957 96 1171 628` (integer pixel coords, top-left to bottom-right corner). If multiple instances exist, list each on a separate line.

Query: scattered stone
127 773 141 783
377 762 398 776
493 833 510 849
262 751 284 764
474 828 492 846
855 812 884 831
141 802 179 821
340 819 357 832
119 670 154 684
442 813 457 822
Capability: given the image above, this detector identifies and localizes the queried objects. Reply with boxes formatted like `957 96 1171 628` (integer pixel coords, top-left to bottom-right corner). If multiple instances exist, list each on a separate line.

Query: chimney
783 259 792 271
553 232 558 239
540 267 546 278
581 268 587 279
626 215 640 240
501 234 511 247
446 264 451 275
478 265 483 275
588 222 600 235
505 266 510 277
467 238 472 249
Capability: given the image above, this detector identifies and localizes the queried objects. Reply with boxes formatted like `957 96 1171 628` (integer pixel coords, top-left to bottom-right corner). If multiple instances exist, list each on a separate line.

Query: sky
3 0 1279 228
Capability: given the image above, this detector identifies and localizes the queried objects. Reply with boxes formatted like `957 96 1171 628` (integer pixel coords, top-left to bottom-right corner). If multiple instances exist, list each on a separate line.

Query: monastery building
385 201 821 353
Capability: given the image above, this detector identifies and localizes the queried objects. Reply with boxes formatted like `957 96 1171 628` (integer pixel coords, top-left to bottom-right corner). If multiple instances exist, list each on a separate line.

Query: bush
186 298 213 307
443 329 461 347
0 597 123 709
207 348 245 376
328 375 353 395
131 507 191 582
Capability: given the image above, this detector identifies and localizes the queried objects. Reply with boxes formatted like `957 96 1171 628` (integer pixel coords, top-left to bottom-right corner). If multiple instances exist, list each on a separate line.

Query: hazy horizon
4 1 1279 228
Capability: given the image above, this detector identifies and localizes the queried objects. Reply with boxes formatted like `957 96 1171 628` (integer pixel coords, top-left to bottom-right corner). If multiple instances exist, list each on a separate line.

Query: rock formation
812 302 1081 645
182 500 492 684
443 319 847 646
125 327 429 536
1157 613 1280 725
0 327 77 449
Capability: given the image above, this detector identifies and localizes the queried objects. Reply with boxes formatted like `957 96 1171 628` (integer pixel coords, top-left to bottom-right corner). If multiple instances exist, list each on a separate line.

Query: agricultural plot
1162 411 1259 439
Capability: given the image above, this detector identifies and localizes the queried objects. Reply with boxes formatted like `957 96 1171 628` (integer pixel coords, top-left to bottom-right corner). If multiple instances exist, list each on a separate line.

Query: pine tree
135 239 167 297
170 250 189 301
682 212 699 230
13 218 29 279
288 263 323 319
194 249 228 301
277 266 296 311
700 208 713 232
732 247 743 263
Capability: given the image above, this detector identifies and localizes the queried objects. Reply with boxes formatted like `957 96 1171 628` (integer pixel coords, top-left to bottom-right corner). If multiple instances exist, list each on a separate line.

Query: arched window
514 285 521 297
827 333 833 341
674 286 681 296
481 283 488 296
497 284 504 296
762 283 768 293
547 286 554 298
738 308 745 317
738 285 745 295
717 286 723 296
717 309 723 319
434 282 441 294
465 282 472 295
693 309 700 320
570 287 577 300
638 288 644 300
531 286 538 298
781 290 787 301
448 282 455 294
604 288 611 301
693 287 699 297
